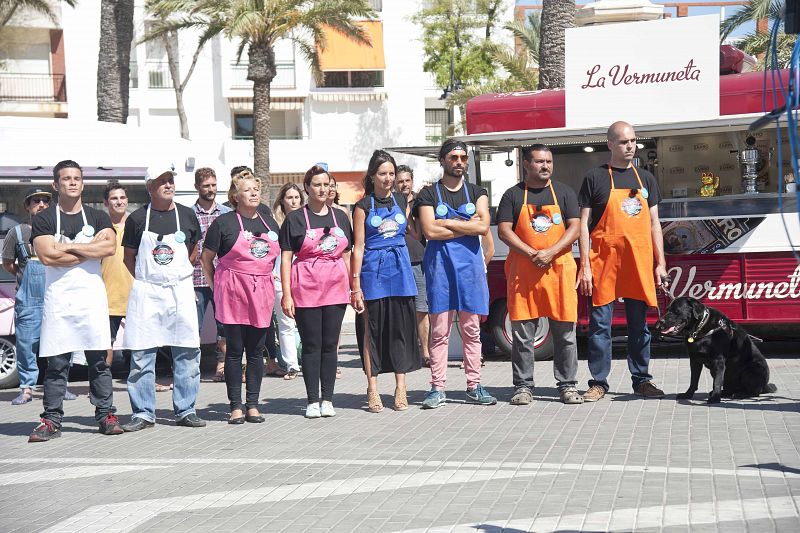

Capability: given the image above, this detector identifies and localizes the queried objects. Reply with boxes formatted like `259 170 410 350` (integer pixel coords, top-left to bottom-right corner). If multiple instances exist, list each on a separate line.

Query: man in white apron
120 163 205 431
28 160 123 442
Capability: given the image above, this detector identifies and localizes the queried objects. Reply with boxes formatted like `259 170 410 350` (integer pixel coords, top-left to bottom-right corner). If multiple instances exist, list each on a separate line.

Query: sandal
367 388 383 413
11 390 33 405
155 383 173 392
394 386 408 411
213 368 225 383
283 369 299 380
336 367 342 379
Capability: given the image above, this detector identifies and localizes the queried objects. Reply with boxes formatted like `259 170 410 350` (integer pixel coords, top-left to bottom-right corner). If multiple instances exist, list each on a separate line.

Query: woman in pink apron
200 171 280 424
279 165 352 419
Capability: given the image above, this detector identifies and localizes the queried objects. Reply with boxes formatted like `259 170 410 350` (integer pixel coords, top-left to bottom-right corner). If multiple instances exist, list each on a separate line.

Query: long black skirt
355 295 422 376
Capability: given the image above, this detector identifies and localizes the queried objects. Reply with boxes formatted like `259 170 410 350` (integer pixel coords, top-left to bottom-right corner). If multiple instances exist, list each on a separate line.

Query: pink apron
214 213 279 328
290 205 350 308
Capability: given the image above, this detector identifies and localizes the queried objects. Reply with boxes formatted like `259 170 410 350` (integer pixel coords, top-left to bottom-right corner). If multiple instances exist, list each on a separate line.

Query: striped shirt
192 201 231 287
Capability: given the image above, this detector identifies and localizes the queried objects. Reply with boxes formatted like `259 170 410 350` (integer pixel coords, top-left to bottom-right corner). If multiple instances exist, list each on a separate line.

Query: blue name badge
435 204 448 217
370 215 383 228
552 213 562 225
267 231 279 242
464 202 476 215
81 224 95 238
174 230 186 244
394 213 406 225
641 187 649 200
333 227 345 238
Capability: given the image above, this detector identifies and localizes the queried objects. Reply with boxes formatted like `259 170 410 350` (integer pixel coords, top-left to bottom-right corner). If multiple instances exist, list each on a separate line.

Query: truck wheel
0 337 20 390
489 299 554 361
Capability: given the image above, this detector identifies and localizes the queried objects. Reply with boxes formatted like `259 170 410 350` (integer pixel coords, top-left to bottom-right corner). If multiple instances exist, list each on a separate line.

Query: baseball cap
24 187 52 204
144 162 177 183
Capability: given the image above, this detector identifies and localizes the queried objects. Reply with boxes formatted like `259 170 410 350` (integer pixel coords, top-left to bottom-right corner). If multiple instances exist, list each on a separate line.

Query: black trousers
42 350 115 427
223 324 267 411
295 304 346 403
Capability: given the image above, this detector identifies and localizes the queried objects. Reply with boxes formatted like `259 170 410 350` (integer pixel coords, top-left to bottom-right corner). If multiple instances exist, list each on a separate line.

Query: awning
228 97 305 111
310 91 386 102
319 21 385 71
0 165 147 179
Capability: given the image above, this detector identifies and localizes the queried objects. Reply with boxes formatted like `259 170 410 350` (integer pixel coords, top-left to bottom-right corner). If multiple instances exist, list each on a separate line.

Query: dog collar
687 309 711 343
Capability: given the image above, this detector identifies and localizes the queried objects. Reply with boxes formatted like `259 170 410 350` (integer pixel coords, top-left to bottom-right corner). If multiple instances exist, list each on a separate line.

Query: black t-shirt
353 192 408 217
414 180 488 215
31 204 114 243
496 181 580 231
279 205 353 253
122 203 202 252
578 165 661 233
204 210 280 259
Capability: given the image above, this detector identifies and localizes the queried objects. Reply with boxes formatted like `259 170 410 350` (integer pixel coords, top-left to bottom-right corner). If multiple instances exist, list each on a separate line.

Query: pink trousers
428 311 482 390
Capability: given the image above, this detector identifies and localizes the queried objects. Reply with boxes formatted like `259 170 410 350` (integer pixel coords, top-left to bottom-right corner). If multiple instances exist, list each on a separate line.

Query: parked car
0 268 18 389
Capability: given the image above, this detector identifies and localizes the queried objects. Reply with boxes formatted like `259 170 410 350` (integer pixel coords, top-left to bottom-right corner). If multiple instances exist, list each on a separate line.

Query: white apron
122 206 199 350
40 208 111 357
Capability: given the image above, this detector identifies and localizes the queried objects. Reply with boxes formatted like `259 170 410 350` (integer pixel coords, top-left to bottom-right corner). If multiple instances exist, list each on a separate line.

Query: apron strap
607 165 645 190
548 181 560 211
55 206 88 236
330 206 340 229
145 205 151 233
174 204 181 232
435 182 444 205
303 204 311 229
463 181 471 204
15 224 29 260
370 194 375 212
236 212 245 232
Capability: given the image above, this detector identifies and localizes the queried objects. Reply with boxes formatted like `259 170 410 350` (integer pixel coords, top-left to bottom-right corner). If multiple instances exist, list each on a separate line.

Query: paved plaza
1 319 800 532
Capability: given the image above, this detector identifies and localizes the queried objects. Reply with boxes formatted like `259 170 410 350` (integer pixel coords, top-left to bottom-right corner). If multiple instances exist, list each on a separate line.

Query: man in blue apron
28 160 122 442
120 163 205 431
2 188 51 405
416 139 496 408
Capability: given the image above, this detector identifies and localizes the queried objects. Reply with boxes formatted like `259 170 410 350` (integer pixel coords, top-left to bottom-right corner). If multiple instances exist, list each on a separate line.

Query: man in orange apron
577 121 668 401
498 145 582 405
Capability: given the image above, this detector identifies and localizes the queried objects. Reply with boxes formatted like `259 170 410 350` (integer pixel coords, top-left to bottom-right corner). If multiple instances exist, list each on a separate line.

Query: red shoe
29 419 60 442
99 414 124 435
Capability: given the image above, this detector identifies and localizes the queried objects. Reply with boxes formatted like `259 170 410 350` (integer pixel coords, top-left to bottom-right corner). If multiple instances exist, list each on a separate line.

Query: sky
514 0 754 38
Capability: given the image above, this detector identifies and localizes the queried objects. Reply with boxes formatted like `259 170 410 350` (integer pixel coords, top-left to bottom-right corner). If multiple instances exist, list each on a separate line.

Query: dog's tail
763 383 778 393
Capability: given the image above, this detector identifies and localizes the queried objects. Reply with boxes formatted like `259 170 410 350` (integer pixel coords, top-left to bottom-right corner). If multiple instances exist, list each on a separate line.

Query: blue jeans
587 298 653 392
195 287 224 363
14 260 45 390
127 346 201 422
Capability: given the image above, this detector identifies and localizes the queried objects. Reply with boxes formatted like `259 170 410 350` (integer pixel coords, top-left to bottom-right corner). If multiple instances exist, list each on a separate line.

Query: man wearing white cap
120 163 205 431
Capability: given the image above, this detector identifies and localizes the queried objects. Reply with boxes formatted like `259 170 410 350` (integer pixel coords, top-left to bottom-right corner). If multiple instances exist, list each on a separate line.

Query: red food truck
455 68 799 360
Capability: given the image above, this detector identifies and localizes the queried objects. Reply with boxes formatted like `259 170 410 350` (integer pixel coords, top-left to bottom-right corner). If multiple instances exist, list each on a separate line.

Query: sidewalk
1 321 799 532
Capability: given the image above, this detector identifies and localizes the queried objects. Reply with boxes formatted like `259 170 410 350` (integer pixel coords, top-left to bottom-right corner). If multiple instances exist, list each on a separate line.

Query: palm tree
721 0 796 69
149 0 374 196
97 0 135 123
537 0 575 89
448 13 541 125
0 0 77 27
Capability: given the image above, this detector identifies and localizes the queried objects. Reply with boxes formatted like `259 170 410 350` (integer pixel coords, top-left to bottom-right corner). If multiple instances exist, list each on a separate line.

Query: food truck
458 67 800 360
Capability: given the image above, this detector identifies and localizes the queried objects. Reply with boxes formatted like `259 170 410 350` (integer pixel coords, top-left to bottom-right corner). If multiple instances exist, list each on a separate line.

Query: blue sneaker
421 388 446 409
465 384 497 405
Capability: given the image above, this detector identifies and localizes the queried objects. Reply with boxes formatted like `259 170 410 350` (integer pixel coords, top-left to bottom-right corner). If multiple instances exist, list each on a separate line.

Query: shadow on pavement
740 462 800 475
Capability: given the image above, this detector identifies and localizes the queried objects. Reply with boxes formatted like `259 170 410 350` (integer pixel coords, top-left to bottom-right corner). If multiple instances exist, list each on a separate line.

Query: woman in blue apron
352 151 421 413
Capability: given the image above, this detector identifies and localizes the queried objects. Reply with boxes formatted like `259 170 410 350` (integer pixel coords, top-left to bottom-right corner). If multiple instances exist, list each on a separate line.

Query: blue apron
422 182 489 315
361 193 417 301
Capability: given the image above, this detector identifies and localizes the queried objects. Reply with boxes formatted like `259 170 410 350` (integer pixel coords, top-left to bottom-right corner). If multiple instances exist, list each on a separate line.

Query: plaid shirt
193 201 232 287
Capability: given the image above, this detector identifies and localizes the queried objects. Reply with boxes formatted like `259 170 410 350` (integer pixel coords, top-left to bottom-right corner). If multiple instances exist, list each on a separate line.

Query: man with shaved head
576 121 668 401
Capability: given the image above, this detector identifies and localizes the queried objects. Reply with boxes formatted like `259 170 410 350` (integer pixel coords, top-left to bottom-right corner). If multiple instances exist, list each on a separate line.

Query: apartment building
1 0 515 212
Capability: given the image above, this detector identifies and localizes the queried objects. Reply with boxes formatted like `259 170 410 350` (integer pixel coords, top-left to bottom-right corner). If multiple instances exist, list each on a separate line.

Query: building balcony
230 62 296 90
0 73 66 102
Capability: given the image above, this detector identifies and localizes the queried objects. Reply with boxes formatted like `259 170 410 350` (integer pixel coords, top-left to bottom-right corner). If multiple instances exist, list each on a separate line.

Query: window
425 109 450 144
320 70 384 88
233 111 303 140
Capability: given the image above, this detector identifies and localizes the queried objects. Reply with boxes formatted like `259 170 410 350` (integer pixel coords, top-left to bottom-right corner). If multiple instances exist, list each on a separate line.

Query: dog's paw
707 395 721 404
676 391 694 400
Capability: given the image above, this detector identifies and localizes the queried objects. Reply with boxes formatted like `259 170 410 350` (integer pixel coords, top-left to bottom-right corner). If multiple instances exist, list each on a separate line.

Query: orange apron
505 182 578 322
589 166 657 308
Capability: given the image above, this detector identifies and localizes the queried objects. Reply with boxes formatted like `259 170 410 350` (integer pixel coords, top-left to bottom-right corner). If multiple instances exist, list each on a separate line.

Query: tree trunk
97 0 134 123
538 0 575 90
248 43 277 202
163 31 190 139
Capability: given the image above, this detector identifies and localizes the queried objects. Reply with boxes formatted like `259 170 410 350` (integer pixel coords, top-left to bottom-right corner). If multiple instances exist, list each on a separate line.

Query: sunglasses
448 155 469 162
28 197 50 205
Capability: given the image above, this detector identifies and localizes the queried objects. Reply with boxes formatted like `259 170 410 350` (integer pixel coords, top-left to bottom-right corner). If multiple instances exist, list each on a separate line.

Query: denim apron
13 224 45 387
422 182 489 315
361 193 417 301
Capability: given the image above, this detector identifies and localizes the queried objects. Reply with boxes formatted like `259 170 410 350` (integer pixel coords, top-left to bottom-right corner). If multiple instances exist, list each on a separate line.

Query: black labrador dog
654 296 777 403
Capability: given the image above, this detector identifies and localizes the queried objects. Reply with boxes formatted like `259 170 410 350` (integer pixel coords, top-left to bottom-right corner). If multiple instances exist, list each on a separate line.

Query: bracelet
350 289 362 295
352 273 360 278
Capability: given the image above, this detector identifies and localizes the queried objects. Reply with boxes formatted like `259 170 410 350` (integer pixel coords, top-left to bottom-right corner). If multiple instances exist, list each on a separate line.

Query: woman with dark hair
201 170 281 424
279 166 352 418
352 150 421 412
270 183 305 380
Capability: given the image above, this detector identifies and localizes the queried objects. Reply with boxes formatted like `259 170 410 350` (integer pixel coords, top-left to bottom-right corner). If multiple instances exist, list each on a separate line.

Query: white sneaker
305 403 321 419
320 401 336 418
